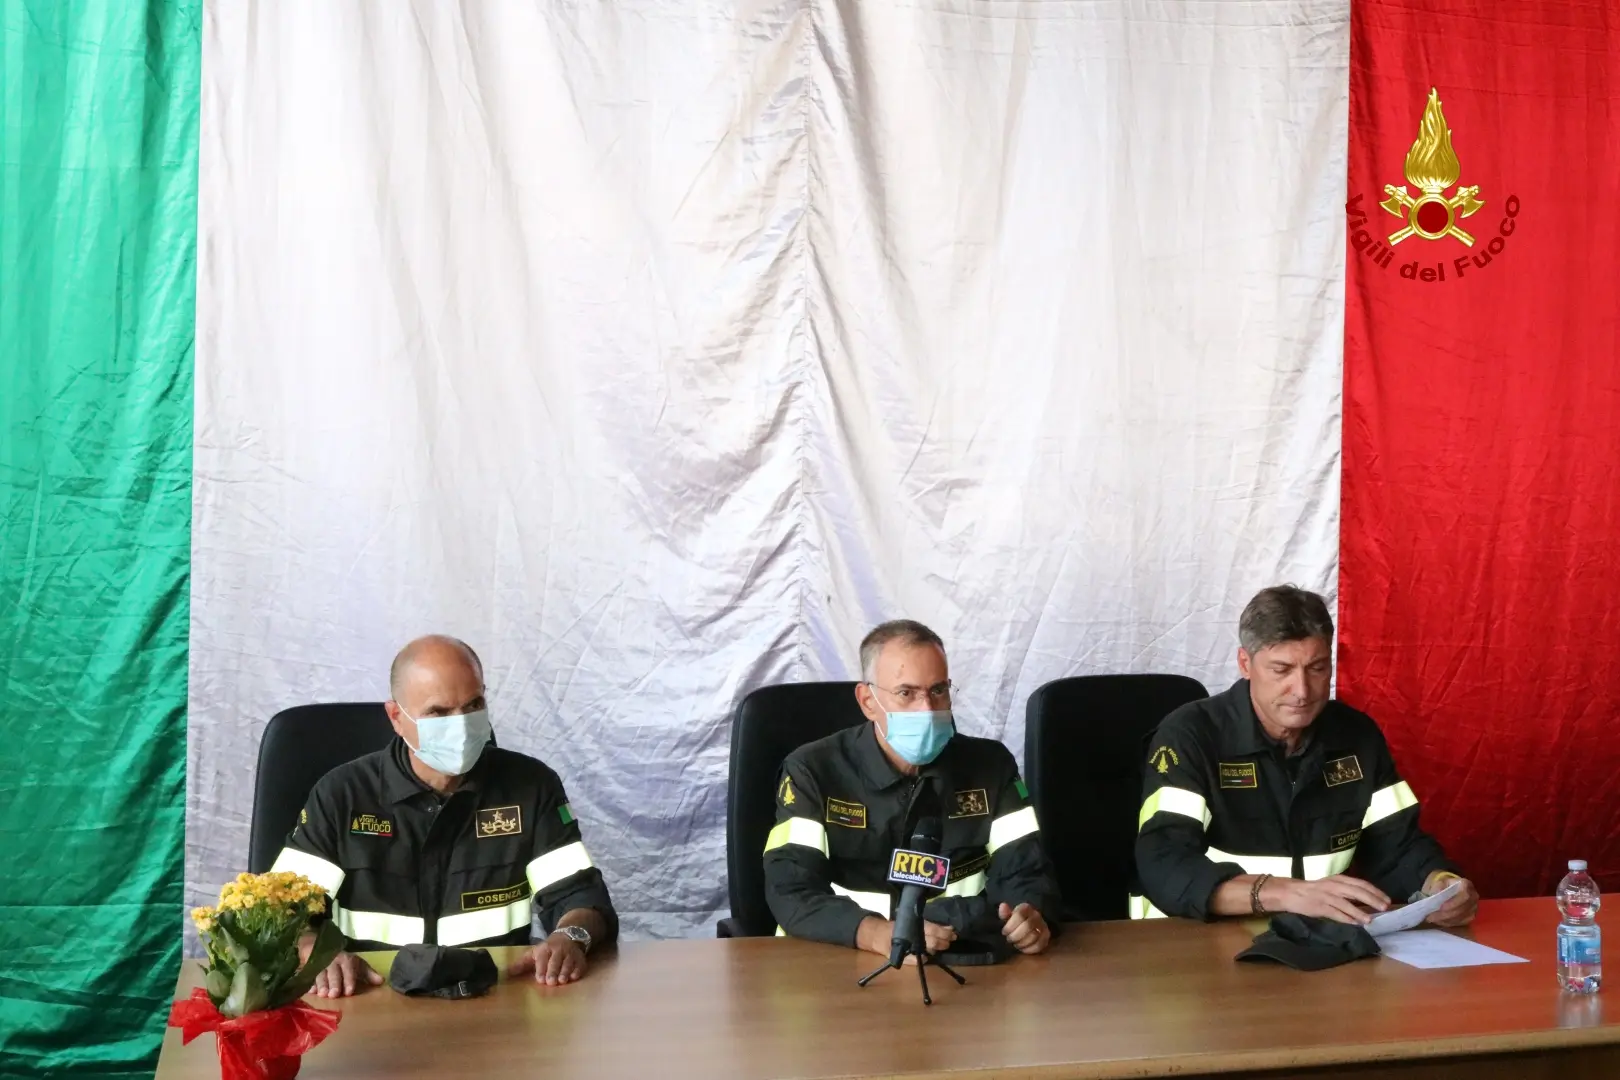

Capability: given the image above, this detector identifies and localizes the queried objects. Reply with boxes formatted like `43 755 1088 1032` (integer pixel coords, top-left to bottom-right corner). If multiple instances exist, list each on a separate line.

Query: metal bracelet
1251 874 1271 915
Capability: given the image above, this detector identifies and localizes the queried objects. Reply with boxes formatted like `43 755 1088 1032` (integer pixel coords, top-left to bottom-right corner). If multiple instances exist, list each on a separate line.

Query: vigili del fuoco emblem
1380 88 1484 246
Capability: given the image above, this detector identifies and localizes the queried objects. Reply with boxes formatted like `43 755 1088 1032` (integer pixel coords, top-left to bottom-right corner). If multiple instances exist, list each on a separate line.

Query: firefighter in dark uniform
764 620 1061 959
273 635 617 996
1134 586 1479 926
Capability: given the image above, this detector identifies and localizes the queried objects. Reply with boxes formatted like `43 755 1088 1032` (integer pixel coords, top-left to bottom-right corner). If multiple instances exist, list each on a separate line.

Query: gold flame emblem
1381 88 1484 246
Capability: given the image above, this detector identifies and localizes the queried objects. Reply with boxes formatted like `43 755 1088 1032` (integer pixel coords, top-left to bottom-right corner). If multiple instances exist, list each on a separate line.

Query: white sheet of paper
1378 929 1529 969
1365 881 1462 937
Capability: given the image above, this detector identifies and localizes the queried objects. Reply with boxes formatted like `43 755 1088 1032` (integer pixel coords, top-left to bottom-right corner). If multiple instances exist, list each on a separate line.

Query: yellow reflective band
1138 787 1211 830
763 816 829 857
1204 847 1293 878
437 895 532 946
1362 781 1418 828
1301 847 1356 881
939 871 986 899
832 882 890 917
526 841 594 893
332 903 425 946
1128 894 1170 920
988 806 1039 854
270 847 346 896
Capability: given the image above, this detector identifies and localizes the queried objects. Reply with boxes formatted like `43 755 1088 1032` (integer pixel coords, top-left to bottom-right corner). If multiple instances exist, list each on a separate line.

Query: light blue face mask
400 706 493 776
882 710 955 766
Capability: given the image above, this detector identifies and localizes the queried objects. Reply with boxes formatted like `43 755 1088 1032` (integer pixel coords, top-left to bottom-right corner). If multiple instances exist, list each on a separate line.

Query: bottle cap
1568 859 1588 871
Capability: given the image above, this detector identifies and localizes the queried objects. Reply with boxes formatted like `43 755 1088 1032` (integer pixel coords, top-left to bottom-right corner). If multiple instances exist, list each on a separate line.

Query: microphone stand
857 919 967 1005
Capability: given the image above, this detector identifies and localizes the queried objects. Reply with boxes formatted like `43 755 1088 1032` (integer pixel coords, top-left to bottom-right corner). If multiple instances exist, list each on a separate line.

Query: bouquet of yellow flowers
172 872 345 1079
189 871 345 1018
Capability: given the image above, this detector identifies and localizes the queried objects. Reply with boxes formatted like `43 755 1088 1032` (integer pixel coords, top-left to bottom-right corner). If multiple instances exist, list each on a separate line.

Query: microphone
858 778 966 1003
887 785 948 968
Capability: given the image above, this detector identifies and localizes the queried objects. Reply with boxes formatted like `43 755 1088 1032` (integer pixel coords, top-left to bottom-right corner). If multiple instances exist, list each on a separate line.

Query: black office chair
1024 674 1209 922
718 681 868 937
246 702 397 872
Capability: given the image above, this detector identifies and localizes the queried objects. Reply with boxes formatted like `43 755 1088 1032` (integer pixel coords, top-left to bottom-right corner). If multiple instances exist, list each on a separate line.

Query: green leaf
204 967 232 1005
218 912 253 964
221 960 271 1019
269 921 345 1009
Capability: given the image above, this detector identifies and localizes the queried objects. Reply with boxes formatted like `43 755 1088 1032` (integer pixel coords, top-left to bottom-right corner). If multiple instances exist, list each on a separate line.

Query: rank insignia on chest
476 805 523 838
825 797 867 829
1323 755 1364 788
949 788 989 818
1218 762 1258 789
350 813 393 837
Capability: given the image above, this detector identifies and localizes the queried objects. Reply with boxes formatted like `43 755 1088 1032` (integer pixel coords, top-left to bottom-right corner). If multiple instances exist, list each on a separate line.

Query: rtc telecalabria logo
1346 87 1521 283
1380 88 1484 246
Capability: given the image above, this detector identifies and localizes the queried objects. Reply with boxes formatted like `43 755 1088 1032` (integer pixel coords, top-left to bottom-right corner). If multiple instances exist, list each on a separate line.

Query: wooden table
154 898 1614 1079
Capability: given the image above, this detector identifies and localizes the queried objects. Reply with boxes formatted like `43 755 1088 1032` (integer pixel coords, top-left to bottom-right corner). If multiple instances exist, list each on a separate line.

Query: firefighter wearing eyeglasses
763 620 1062 959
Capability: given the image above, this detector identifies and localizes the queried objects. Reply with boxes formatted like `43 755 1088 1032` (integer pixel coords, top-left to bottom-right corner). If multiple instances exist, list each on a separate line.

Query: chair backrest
725 682 868 936
1024 674 1209 921
247 702 397 873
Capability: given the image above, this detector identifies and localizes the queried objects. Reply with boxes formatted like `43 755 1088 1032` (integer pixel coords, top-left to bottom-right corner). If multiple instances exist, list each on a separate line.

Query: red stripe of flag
1339 0 1620 897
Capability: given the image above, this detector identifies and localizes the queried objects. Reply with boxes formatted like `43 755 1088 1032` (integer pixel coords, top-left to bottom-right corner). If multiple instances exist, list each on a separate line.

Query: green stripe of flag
0 1 200 1075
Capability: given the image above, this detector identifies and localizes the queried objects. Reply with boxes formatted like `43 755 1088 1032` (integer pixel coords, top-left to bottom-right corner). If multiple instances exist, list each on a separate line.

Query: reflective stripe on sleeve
987 806 1040 854
1204 847 1293 878
1300 847 1357 881
1138 787 1212 830
1128 894 1170 920
332 903 424 946
1362 781 1418 829
270 847 346 896
526 841 594 893
939 871 987 899
437 895 532 946
832 882 891 918
763 816 829 857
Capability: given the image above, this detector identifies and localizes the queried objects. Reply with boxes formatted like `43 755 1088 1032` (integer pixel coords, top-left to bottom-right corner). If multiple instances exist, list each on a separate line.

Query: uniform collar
853 722 913 791
382 736 485 804
1220 678 1346 759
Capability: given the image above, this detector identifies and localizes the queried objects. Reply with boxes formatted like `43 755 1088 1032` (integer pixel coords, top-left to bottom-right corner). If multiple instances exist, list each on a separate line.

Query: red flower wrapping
169 989 341 1080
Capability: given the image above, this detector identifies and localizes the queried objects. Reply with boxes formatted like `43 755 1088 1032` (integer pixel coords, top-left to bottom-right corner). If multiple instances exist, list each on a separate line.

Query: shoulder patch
948 788 990 818
778 775 795 807
477 805 523 838
1013 777 1029 800
825 797 867 829
1218 762 1258 789
1323 755 1364 788
558 803 575 825
1148 746 1180 774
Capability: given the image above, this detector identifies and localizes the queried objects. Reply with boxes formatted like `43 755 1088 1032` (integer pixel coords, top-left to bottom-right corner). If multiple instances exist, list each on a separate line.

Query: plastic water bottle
1556 859 1601 994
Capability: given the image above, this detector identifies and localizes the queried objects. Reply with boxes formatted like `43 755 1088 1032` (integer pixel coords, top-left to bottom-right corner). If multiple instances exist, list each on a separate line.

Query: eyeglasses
866 680 954 707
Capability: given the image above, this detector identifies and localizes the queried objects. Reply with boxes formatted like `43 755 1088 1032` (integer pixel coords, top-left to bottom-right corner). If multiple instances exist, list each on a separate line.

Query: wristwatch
552 925 592 953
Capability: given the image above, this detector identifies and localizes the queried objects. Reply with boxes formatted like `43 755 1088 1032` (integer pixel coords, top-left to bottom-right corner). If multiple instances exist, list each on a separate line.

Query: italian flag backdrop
2 1 1616 1075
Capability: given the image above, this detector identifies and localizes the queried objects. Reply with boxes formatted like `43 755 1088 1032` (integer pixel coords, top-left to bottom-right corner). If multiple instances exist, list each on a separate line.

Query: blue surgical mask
882 710 955 766
401 706 492 776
